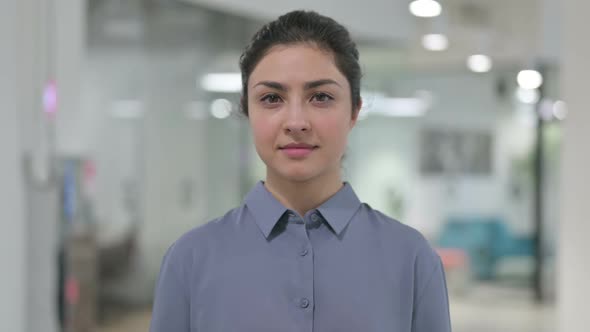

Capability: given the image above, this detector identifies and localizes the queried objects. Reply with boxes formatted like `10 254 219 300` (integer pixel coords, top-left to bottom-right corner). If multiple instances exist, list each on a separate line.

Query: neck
264 170 343 217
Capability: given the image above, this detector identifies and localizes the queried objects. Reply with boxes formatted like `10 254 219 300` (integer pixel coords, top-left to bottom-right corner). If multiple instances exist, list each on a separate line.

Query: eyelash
311 92 334 103
259 92 334 104
260 93 282 104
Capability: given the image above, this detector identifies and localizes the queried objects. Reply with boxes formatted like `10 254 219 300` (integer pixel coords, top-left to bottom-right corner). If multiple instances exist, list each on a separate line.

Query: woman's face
247 44 360 184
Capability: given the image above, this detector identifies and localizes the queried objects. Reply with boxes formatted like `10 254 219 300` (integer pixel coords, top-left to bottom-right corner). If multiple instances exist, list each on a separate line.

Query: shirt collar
244 181 288 239
244 181 362 239
316 182 362 236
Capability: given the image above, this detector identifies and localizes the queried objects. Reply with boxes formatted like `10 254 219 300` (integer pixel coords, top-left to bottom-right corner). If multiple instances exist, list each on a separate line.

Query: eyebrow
253 79 342 92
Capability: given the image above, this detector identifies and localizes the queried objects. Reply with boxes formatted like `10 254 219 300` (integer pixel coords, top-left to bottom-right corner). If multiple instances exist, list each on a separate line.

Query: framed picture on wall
420 128 493 175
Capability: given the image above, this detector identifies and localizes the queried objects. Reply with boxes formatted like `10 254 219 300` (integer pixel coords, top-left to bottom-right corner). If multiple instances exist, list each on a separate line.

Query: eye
311 92 334 103
260 93 283 104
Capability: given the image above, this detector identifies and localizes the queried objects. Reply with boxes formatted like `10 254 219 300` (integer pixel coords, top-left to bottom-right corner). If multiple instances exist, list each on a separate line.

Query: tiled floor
98 310 151 332
451 283 555 332
98 283 556 332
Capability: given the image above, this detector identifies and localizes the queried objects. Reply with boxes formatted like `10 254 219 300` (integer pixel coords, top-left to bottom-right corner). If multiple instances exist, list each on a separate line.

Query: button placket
289 212 314 317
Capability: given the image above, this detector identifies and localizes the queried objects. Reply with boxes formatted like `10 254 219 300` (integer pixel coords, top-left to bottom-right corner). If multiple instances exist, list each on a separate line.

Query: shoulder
163 206 245 266
358 203 440 264
358 203 431 248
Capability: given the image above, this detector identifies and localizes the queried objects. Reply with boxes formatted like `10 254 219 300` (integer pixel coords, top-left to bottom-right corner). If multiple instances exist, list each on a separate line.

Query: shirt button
311 214 320 222
300 248 308 256
289 214 303 224
300 298 310 308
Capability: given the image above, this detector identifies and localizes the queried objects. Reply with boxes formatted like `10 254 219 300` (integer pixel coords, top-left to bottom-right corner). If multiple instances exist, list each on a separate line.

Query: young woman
150 10 451 332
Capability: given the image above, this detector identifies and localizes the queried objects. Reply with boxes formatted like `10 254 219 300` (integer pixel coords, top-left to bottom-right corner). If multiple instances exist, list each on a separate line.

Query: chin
281 172 318 183
275 166 322 183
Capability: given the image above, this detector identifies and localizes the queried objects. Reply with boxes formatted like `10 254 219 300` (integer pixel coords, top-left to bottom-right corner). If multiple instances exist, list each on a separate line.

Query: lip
279 143 318 158
281 143 317 149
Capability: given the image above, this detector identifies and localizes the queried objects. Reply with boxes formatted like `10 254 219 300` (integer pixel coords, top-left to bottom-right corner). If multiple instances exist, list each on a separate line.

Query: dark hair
239 10 362 117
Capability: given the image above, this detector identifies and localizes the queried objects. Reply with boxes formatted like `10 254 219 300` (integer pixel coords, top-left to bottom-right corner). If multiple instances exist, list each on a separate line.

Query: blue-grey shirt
150 181 451 332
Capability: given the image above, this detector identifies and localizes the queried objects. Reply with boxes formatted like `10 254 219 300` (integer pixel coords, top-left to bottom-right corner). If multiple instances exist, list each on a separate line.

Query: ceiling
86 0 563 103
183 0 562 72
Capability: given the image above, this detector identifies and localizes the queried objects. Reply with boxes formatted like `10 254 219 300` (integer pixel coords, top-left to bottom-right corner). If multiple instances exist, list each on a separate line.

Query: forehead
248 44 348 88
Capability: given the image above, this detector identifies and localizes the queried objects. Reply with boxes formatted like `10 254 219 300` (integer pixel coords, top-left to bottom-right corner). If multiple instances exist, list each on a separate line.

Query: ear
350 98 363 129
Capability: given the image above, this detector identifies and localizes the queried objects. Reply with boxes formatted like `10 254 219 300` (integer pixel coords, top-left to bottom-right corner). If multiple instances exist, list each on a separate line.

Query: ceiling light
210 99 232 119
409 0 442 18
200 73 242 93
467 54 492 73
361 92 429 118
422 34 449 51
517 70 543 90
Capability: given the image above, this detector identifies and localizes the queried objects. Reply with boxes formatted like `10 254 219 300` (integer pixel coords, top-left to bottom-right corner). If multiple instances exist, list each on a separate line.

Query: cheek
316 117 351 148
250 119 276 151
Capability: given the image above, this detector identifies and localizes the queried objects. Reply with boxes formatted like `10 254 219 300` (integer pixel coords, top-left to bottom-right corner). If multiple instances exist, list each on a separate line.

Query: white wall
558 0 590 330
55 0 86 156
1 0 61 331
0 1 27 330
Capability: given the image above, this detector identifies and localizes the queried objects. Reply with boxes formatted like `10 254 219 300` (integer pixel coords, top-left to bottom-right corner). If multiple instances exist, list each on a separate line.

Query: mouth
280 143 318 149
279 143 319 158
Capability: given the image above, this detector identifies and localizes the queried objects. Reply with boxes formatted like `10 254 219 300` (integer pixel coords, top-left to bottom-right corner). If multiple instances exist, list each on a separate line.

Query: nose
284 102 310 133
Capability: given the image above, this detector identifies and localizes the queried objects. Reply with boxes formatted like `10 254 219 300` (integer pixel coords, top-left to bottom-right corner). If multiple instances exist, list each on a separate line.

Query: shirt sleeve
149 244 190 332
411 250 452 332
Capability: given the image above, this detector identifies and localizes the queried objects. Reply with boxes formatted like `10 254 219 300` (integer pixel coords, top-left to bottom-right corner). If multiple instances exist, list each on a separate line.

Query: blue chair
437 217 535 280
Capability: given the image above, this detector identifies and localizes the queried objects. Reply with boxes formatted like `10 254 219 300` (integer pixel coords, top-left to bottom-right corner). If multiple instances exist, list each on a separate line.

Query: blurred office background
1 0 588 331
